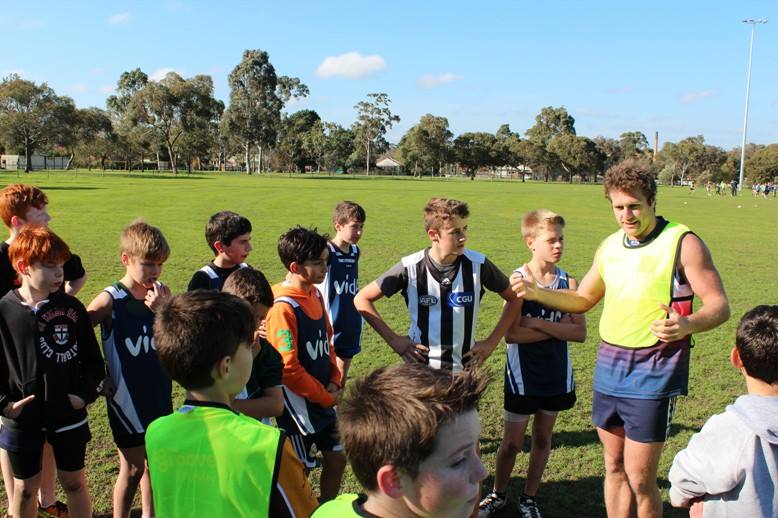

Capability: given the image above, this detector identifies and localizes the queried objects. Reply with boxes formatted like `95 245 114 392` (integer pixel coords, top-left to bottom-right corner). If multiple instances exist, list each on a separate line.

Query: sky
3 0 777 149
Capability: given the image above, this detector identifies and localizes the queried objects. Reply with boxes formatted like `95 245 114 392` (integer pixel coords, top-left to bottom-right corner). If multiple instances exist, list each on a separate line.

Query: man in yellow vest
512 159 730 518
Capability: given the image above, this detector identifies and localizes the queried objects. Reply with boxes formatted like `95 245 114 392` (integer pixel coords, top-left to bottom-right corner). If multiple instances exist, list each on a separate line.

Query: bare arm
651 234 730 341
354 281 428 363
466 286 523 365
64 271 87 296
521 277 587 343
511 262 604 314
232 387 284 420
86 290 112 329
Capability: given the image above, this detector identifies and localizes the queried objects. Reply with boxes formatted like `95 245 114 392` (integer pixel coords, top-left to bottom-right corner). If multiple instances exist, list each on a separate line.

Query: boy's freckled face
431 216 468 259
528 226 564 264
336 219 364 245
300 248 329 285
220 233 252 265
21 205 51 227
26 260 64 294
401 409 487 518
125 255 165 289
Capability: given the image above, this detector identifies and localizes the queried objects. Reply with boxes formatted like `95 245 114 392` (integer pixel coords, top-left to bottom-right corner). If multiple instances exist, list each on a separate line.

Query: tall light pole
738 18 767 191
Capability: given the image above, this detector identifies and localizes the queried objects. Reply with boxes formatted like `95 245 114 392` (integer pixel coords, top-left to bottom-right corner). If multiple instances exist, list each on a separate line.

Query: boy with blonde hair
0 227 104 518
313 363 489 517
316 201 366 385
480 209 586 518
87 221 172 518
355 197 521 371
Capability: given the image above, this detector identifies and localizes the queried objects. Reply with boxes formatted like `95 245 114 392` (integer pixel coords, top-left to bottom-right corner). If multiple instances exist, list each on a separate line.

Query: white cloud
316 52 386 79
107 12 131 25
418 72 463 89
98 85 116 94
606 85 635 94
679 90 716 104
67 84 89 95
149 68 180 81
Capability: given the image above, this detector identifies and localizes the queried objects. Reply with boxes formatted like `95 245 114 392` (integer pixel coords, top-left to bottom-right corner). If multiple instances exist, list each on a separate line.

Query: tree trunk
366 141 370 176
257 145 263 174
156 151 162 171
66 152 74 170
100 156 106 170
244 142 251 175
24 140 32 173
167 141 177 174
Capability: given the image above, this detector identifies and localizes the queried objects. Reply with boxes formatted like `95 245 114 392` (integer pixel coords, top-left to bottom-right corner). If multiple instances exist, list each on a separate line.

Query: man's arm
650 234 730 342
511 261 605 314
520 277 587 343
354 280 428 363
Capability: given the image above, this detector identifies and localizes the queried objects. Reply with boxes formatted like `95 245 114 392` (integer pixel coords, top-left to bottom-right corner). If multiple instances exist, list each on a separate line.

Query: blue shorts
592 390 677 443
333 333 361 360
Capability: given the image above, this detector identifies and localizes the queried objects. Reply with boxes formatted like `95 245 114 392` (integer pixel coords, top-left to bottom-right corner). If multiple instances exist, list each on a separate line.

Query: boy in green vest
147 290 317 517
312 363 489 518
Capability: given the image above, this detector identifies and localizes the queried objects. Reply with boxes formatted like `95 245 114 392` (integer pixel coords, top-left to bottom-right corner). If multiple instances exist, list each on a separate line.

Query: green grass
3 170 776 517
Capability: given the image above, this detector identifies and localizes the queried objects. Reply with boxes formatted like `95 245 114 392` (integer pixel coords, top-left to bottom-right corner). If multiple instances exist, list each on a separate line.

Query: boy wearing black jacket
0 227 104 518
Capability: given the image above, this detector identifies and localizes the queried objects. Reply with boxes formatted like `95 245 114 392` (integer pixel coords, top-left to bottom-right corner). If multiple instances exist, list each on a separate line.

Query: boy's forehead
423 409 480 464
438 216 468 230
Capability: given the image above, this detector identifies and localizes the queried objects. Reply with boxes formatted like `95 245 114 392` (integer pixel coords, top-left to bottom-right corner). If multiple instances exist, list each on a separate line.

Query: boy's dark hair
154 291 256 390
604 159 657 206
0 184 48 228
205 211 252 254
222 267 274 308
736 305 778 384
9 226 71 273
333 201 366 225
423 197 469 231
277 226 328 271
338 364 489 491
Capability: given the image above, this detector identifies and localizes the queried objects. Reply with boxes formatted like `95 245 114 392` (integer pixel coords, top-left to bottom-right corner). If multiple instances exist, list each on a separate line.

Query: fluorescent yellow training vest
596 220 690 348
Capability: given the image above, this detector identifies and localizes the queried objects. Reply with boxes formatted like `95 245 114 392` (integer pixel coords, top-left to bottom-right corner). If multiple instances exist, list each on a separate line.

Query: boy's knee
531 434 552 452
58 474 85 494
499 439 523 457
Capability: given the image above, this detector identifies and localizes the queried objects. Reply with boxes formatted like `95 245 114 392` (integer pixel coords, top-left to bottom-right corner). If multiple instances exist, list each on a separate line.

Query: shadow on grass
479 476 689 518
37 186 101 191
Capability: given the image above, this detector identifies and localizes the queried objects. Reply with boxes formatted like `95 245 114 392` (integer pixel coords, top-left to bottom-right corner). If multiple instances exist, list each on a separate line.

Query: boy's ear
213 240 225 254
427 227 440 243
214 355 231 380
120 252 131 266
525 236 534 251
375 465 404 499
730 346 744 369
9 215 23 229
289 261 300 275
14 260 28 276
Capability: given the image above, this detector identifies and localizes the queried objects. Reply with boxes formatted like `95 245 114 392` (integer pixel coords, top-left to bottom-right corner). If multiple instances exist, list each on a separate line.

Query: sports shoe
518 495 542 518
478 492 507 517
38 500 68 518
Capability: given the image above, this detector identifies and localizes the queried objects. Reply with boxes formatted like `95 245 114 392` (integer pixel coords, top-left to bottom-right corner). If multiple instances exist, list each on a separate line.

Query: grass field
2 170 776 517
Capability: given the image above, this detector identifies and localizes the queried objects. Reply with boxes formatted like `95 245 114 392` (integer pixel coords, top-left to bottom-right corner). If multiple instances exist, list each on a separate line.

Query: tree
745 144 778 183
222 49 308 174
397 114 452 176
660 136 706 185
353 93 400 175
277 109 320 172
525 106 576 147
494 124 521 172
619 131 650 161
75 108 114 169
453 132 497 177
548 134 605 182
593 136 621 172
322 123 354 173
303 120 327 173
0 75 71 172
106 69 153 171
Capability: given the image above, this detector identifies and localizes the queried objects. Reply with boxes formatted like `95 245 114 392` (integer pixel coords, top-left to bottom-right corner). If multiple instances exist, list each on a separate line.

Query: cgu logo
306 329 330 359
448 291 475 308
334 276 358 296
125 325 156 357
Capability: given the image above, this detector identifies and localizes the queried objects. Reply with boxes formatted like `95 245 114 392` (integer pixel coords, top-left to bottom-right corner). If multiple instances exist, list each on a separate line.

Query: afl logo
448 291 474 308
418 295 438 306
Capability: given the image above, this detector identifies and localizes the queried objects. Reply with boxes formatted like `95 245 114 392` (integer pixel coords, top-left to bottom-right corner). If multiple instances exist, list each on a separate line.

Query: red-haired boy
0 227 104 518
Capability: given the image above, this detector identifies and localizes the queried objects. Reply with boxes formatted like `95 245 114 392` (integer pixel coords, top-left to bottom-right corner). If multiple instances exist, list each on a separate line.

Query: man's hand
464 340 497 367
3 395 35 419
389 335 429 364
145 282 172 311
510 268 538 301
651 304 693 342
68 394 86 410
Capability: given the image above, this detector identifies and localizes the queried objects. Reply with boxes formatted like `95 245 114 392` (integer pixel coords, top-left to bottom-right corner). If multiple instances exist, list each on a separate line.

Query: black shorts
592 390 677 443
112 430 146 449
504 392 576 417
0 422 90 480
287 420 343 469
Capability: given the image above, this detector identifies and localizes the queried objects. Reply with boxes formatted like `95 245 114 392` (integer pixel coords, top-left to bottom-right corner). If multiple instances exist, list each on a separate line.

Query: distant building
1 155 68 170
376 156 402 174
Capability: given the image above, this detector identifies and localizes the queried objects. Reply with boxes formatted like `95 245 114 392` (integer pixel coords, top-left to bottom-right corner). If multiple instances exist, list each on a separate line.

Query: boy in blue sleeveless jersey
316 201 365 386
87 221 172 518
187 211 252 291
480 210 586 518
265 226 346 502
